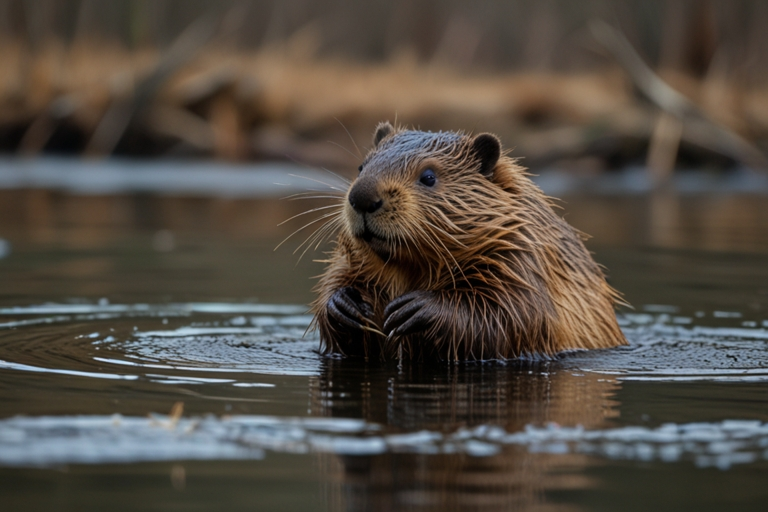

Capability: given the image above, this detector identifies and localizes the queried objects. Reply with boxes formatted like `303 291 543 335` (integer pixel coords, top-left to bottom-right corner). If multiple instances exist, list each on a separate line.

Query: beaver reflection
309 360 620 512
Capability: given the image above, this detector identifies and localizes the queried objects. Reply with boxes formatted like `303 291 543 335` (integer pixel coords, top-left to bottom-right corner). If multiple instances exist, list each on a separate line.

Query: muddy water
0 168 767 511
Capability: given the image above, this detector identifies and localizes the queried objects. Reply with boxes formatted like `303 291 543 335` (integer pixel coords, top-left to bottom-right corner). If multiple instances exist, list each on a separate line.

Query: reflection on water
1 298 768 512
1 302 767 511
1 169 768 511
1 305 767 459
312 360 614 511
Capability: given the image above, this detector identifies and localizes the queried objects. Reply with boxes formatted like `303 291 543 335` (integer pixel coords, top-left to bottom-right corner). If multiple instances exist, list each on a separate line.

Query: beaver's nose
348 182 383 214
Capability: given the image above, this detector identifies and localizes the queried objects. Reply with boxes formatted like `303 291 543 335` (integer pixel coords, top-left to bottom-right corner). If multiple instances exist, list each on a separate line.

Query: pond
0 160 767 511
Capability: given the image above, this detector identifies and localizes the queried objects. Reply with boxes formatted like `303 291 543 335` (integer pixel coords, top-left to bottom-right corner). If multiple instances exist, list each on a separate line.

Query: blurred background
1 0 767 175
2 5 768 510
2 0 768 306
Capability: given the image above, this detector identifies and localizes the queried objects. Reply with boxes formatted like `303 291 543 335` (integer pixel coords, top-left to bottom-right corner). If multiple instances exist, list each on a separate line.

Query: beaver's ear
373 121 394 147
472 133 501 178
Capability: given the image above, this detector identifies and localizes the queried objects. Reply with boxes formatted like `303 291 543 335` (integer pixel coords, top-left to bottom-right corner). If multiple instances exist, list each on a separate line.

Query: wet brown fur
310 122 627 361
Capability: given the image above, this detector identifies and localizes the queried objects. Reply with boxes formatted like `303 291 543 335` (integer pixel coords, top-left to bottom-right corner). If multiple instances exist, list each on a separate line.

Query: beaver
310 122 627 361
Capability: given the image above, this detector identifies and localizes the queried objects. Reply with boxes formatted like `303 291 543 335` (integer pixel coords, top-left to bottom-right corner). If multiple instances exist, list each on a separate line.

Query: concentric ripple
0 302 766 383
0 302 321 386
562 310 768 382
0 301 767 470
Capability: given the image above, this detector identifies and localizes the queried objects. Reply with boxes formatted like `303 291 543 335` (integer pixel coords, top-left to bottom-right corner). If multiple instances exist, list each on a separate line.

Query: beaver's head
344 122 502 265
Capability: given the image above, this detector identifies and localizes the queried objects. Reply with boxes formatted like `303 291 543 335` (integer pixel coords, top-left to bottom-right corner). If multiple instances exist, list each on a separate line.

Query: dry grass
1 35 767 172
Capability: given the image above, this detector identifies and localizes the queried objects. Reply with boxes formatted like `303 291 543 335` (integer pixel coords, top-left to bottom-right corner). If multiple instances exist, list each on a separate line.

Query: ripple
1 413 766 469
119 315 319 376
0 302 322 386
0 359 138 380
1 301 766 471
0 302 307 317
0 302 766 383
565 312 768 382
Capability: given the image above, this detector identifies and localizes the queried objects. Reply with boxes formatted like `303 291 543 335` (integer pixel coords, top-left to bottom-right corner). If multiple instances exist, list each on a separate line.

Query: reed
0 0 766 172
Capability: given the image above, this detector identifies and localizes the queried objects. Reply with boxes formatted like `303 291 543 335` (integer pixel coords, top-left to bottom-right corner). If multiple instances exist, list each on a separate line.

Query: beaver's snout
348 180 383 214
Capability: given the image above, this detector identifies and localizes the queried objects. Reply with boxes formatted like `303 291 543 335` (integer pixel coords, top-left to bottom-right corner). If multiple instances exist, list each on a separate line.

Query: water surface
0 164 767 511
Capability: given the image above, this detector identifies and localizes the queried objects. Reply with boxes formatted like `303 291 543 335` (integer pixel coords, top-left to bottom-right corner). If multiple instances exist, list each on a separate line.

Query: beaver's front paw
383 290 439 337
327 286 374 332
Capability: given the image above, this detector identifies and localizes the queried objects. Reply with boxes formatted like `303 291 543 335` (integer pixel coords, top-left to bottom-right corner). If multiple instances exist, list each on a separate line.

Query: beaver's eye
419 169 436 187
358 164 363 172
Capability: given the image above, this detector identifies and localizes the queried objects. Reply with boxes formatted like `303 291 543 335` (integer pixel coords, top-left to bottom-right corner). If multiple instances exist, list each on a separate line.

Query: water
1 164 767 511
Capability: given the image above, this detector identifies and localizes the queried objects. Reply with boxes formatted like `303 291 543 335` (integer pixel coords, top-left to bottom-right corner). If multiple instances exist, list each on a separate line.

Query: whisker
295 221 339 261
287 174 346 192
287 195 345 201
296 216 343 262
280 190 344 200
312 217 343 251
325 140 360 162
320 167 352 185
275 211 342 251
297 214 342 251
296 209 343 246
280 151 348 181
278 204 343 226
319 166 352 185
334 117 363 159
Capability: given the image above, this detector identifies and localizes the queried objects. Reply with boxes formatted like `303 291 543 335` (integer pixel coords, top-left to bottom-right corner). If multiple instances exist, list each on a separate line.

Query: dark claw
383 290 437 337
383 296 424 334
333 289 364 319
327 287 373 331
383 291 419 319
328 298 363 330
391 308 433 337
